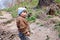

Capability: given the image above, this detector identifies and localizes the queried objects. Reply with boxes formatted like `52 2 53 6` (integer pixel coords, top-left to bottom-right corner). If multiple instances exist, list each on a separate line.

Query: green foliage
3 0 38 18
54 22 60 38
47 15 53 18
27 16 36 22
40 24 44 26
3 5 19 12
54 22 60 31
55 10 60 16
3 5 19 18
18 0 38 8
58 33 60 38
11 11 18 18
55 0 60 3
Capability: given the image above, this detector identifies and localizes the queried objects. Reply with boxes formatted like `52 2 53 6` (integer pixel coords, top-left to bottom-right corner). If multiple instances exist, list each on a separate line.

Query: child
16 7 30 40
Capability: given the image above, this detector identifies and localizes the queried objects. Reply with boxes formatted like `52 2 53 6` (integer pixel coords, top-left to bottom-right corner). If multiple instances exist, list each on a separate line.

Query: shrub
27 16 36 22
55 0 60 3
55 10 60 16
54 22 60 38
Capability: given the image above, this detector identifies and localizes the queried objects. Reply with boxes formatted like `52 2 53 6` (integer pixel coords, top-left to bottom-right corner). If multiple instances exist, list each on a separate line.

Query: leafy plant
55 0 60 3
54 22 60 38
27 16 36 22
55 10 60 16
47 15 53 18
2 0 38 18
11 11 18 18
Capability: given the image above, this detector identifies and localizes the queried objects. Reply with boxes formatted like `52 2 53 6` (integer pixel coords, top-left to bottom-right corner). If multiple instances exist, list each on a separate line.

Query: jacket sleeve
23 19 30 31
19 18 30 34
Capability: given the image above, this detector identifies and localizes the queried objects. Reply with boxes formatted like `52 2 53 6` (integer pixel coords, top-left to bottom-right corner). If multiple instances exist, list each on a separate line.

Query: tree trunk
37 0 54 8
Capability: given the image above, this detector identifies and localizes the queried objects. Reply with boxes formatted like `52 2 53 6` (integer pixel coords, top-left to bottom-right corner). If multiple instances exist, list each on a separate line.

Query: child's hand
26 32 30 36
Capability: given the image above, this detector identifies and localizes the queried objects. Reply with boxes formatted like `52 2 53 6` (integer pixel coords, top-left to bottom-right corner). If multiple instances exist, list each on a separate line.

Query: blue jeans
19 32 30 40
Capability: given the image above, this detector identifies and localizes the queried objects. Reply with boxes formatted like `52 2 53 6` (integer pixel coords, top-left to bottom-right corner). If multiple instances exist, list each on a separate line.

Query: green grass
2 0 60 22
26 16 36 22
54 22 60 30
55 10 60 16
11 11 18 18
2 0 41 22
2 0 38 18
2 5 19 18
55 0 60 3
58 34 60 38
47 15 53 18
54 22 60 38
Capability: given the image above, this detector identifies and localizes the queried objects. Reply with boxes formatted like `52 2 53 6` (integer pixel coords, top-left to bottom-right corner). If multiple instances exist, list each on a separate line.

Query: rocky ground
0 11 60 40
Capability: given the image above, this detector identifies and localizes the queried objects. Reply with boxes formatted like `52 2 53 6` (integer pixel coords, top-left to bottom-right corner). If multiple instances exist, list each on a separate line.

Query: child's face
20 11 27 18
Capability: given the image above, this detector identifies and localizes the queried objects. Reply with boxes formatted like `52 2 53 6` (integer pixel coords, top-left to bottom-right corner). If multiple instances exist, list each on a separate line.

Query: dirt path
0 13 60 40
2 20 59 40
0 11 12 23
30 23 60 40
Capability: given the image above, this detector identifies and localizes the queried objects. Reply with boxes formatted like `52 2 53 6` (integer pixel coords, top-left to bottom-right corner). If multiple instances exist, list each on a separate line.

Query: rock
44 16 60 27
0 11 13 24
0 11 19 40
36 13 47 20
56 3 60 9
42 3 60 16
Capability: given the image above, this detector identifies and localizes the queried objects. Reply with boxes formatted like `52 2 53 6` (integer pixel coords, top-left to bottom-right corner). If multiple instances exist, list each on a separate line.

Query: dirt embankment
0 11 60 40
